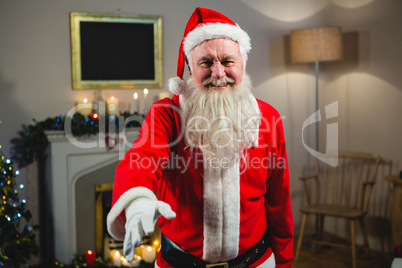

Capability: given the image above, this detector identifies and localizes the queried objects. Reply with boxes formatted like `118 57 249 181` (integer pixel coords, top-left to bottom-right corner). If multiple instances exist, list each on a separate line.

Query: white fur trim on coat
258 253 276 268
249 93 260 147
202 149 241 262
107 187 157 241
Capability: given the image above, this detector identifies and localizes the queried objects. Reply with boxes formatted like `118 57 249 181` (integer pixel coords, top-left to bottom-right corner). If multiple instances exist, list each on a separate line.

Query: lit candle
133 92 139 114
158 92 170 100
111 250 121 266
141 245 156 263
77 98 92 117
143 88 149 113
85 250 95 265
125 255 141 267
107 96 119 116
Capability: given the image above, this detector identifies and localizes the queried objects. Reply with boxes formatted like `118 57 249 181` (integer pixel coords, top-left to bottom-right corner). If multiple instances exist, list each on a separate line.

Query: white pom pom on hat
168 7 251 95
168 77 187 95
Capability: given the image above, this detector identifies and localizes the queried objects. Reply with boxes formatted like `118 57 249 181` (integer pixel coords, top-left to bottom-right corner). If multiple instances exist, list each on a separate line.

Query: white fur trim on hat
183 23 251 60
106 186 157 240
168 76 187 95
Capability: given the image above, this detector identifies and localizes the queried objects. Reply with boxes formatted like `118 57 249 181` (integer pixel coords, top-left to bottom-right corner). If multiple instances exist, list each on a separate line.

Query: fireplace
43 130 140 264
75 169 116 256
93 183 161 265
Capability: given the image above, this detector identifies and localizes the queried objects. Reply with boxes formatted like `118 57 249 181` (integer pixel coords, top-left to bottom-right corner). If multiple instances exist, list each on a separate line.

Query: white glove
123 198 176 262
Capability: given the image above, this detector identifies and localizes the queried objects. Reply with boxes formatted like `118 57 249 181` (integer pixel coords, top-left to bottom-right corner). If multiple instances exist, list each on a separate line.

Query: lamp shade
290 27 343 63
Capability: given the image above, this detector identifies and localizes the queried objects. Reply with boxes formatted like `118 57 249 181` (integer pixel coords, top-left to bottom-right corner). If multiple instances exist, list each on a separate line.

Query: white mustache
203 77 235 87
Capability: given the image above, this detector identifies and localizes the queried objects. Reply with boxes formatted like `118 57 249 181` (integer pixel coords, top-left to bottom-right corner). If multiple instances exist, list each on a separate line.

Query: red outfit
107 95 294 267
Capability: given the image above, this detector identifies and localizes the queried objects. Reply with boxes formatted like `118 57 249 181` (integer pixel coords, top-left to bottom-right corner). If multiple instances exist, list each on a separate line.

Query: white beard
180 73 261 262
181 73 260 159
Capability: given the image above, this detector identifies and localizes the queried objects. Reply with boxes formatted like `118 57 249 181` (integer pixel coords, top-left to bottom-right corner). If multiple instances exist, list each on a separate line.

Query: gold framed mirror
70 12 163 90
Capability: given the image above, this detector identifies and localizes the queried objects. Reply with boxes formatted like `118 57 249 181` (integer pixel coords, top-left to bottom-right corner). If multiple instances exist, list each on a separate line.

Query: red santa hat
168 7 251 95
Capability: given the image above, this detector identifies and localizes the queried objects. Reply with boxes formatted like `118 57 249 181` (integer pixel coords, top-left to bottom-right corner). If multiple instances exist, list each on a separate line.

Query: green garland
15 111 145 166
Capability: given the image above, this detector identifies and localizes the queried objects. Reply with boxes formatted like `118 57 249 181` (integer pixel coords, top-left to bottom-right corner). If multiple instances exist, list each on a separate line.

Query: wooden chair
294 152 381 268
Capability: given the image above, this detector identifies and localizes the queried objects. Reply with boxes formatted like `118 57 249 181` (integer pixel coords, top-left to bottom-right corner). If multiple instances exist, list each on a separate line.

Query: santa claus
107 7 294 268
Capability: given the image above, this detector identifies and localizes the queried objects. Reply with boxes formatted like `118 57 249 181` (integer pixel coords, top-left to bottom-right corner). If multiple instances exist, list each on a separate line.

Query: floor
292 235 393 268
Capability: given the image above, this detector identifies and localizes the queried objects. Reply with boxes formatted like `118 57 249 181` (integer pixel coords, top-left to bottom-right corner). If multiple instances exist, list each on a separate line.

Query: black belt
161 230 270 268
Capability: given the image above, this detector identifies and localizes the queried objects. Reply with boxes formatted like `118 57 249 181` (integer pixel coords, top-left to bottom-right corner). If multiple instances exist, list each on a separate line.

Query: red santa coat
107 94 294 267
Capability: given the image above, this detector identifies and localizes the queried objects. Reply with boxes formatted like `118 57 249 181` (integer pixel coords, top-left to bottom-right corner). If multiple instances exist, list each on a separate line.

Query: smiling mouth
203 77 235 88
205 80 234 88
211 83 229 87
206 83 232 90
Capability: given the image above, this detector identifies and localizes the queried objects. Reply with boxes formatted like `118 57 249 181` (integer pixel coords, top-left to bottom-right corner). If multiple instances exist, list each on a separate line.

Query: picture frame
70 12 163 90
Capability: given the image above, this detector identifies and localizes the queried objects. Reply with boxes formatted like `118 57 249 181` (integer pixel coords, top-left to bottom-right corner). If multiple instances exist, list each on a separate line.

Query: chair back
313 152 381 212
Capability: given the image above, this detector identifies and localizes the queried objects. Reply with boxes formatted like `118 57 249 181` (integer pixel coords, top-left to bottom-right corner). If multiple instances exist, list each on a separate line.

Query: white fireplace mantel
44 129 140 263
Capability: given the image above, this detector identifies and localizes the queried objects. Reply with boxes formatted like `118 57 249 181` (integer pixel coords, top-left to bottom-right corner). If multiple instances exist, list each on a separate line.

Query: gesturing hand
123 198 176 262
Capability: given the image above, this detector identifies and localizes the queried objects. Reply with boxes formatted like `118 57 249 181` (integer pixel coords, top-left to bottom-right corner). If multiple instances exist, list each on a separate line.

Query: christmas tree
0 146 39 267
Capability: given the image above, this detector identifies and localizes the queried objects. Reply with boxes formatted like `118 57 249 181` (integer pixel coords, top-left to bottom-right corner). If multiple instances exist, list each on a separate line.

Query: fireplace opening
75 161 118 256
75 161 160 265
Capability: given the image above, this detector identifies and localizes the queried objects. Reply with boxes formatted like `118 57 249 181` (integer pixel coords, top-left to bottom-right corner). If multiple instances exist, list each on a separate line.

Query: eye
222 60 235 67
199 61 213 67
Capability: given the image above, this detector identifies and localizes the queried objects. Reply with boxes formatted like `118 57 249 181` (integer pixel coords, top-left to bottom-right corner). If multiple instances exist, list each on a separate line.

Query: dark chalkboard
70 12 162 89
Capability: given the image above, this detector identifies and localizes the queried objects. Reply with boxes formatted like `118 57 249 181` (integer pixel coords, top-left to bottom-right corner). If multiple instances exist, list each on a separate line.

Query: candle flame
83 98 88 103
133 92 138 99
153 240 159 246
111 96 115 100
144 88 148 95
115 250 120 257
147 246 152 252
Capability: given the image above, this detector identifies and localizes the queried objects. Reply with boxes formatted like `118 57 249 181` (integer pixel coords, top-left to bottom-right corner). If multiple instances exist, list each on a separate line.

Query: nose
211 62 226 79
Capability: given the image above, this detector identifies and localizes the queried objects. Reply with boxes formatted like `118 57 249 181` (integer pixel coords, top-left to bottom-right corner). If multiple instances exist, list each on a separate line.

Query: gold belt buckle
206 262 229 268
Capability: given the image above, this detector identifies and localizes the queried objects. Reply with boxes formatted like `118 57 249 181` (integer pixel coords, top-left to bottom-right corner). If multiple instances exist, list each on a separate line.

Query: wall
0 0 401 260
